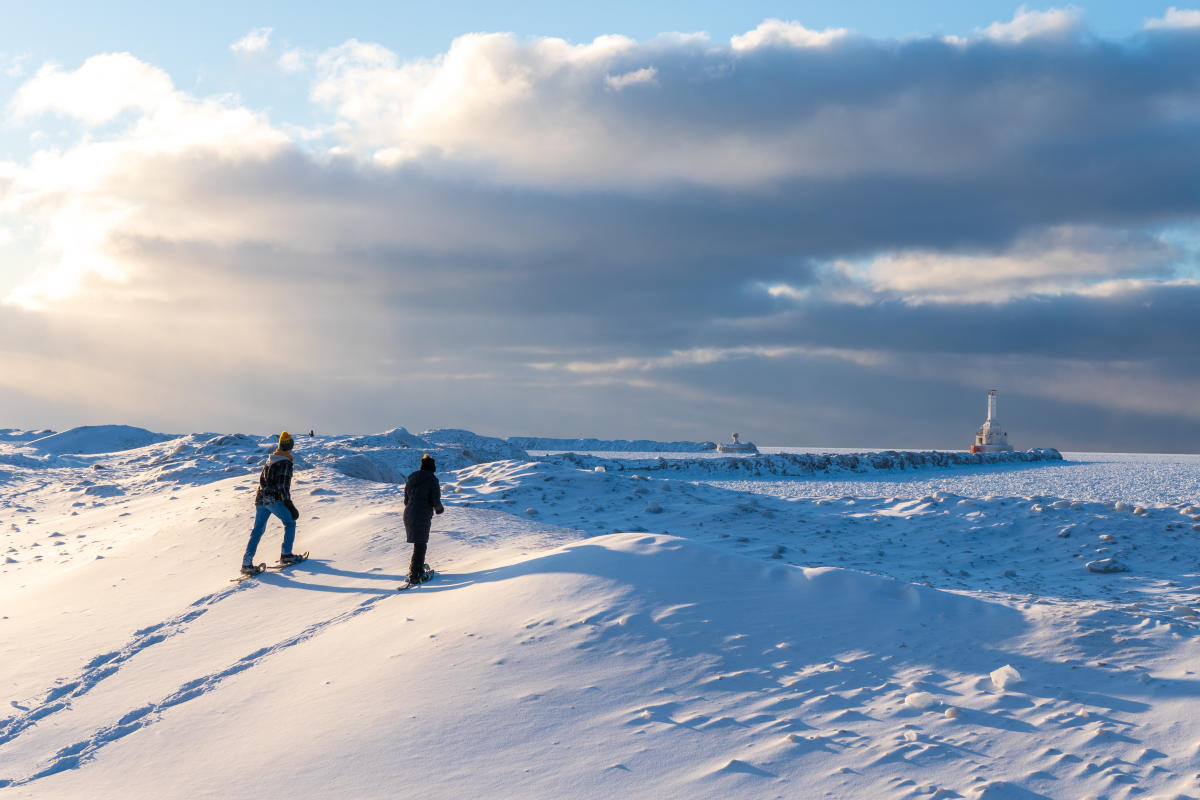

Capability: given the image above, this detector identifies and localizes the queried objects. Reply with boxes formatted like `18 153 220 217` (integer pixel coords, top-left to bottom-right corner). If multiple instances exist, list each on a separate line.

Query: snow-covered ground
2 426 1200 799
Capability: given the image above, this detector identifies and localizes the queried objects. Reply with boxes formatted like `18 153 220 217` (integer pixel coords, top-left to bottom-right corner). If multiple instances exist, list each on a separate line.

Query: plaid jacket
255 453 294 506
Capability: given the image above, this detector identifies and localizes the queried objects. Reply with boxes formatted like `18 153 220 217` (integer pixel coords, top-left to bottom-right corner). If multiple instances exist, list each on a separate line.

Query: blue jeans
243 501 296 565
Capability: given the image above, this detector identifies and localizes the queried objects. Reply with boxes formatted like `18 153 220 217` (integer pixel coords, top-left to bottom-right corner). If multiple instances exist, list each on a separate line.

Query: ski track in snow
0 585 243 754
3 594 387 787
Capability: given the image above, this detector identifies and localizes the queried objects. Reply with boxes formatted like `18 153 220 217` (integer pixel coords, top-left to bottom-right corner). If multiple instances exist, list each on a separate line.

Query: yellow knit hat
279 431 294 451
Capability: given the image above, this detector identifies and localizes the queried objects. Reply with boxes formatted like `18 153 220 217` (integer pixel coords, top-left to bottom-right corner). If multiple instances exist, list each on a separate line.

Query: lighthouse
970 389 1014 453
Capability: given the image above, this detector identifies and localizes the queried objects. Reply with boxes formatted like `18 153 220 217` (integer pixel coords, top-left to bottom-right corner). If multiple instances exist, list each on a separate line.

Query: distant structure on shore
716 432 759 454
970 389 1013 453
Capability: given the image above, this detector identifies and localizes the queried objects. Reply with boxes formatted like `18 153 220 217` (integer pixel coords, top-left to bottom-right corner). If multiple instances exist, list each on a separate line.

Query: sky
1 2 1199 452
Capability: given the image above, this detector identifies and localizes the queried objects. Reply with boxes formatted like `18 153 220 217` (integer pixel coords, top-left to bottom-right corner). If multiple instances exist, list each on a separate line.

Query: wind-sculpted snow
539 448 1062 477
336 427 428 450
28 426 176 455
0 427 531 491
419 429 530 462
326 429 529 483
508 436 717 452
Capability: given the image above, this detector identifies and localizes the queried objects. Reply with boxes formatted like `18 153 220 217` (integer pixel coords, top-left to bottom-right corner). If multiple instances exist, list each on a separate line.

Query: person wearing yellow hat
241 431 302 575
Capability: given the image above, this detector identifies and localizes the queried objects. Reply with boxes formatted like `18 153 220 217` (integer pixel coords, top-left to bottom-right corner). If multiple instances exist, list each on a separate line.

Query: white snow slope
2 428 1200 799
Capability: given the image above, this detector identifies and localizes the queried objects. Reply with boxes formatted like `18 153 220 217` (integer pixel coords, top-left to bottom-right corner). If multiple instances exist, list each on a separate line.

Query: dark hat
420 453 436 471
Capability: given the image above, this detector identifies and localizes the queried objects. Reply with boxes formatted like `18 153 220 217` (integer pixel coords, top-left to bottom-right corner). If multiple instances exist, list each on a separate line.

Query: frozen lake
533 448 1200 506
708 451 1200 506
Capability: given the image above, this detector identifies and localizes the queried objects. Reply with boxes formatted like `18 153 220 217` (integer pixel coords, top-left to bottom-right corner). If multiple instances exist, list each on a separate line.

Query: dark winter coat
403 468 444 543
255 453 294 509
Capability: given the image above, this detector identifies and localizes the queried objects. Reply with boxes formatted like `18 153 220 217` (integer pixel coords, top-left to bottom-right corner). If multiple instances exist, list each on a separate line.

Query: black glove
435 502 445 515
285 500 300 521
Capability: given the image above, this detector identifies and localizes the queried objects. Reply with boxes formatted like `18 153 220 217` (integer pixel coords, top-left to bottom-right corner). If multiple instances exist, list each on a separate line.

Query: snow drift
27 425 175 455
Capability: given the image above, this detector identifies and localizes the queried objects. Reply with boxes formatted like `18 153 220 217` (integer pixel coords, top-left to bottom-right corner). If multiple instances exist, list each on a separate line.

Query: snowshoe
270 551 309 570
234 563 267 582
398 565 435 592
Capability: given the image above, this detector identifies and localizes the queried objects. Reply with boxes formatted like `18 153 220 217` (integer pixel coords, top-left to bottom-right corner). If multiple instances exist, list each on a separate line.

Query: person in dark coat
242 431 302 575
403 453 444 583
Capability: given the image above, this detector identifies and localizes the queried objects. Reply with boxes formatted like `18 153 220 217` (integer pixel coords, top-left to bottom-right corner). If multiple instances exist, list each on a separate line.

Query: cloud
279 48 310 73
9 53 174 125
1145 7 1200 30
977 6 1084 43
2 18 1200 449
231 27 274 56
605 66 656 90
303 20 1200 194
558 345 884 374
841 226 1180 303
3 54 287 307
729 19 849 50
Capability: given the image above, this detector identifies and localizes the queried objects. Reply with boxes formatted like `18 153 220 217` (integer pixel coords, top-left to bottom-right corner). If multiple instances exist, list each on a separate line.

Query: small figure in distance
403 453 444 585
308 429 314 438
241 431 302 576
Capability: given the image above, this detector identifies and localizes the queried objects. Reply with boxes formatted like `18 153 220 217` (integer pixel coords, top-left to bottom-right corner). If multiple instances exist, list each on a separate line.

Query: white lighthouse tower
970 389 1013 453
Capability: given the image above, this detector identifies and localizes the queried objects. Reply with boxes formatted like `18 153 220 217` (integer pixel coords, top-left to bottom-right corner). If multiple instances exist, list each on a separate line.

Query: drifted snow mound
421 429 529 462
325 429 529 484
543 448 1063 477
329 447 505 483
337 427 428 450
330 452 416 483
508 436 717 452
28 425 175 455
499 532 1022 641
141 433 283 485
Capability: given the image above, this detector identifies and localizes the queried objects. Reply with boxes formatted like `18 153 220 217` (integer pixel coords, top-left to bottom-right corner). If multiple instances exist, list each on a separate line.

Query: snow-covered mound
542 447 1062 476
509 436 717 452
420 428 529 462
324 429 528 483
336 427 428 450
0 427 529 490
27 425 175 455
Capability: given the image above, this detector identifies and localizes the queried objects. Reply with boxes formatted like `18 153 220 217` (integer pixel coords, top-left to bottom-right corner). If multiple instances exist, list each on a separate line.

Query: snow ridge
28 426 175 455
541 448 1063 476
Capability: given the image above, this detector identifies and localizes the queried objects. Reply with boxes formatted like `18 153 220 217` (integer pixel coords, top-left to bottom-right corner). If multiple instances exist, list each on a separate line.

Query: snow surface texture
509 436 717 452
2 427 1200 799
544 448 1063 478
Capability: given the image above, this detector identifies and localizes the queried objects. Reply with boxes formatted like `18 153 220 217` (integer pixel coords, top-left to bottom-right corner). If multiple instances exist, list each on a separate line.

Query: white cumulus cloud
730 19 848 50
232 27 274 56
1145 7 1200 29
978 6 1084 43
9 53 174 125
